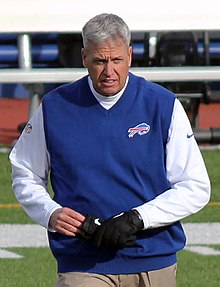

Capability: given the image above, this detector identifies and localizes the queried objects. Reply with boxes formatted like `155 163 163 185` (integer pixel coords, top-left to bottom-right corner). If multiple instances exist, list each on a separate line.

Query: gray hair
82 13 131 49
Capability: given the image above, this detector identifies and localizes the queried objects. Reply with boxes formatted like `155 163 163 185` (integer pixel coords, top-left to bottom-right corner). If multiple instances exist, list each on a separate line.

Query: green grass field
0 149 219 286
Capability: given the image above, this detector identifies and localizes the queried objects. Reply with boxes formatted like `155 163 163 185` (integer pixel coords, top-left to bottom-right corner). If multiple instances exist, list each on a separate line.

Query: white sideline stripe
183 223 220 245
0 248 23 259
0 223 220 258
185 246 220 256
0 224 48 248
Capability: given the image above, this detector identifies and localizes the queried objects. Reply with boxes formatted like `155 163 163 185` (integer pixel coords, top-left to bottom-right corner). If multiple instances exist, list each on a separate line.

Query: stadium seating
0 32 151 98
0 33 59 68
154 31 211 127
0 33 60 98
0 31 219 111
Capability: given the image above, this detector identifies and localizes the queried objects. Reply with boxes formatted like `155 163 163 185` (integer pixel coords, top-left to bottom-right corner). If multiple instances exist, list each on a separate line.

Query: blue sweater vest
42 73 186 274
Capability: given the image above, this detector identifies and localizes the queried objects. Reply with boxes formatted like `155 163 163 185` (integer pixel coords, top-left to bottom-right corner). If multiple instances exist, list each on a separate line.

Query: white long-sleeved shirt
9 83 211 230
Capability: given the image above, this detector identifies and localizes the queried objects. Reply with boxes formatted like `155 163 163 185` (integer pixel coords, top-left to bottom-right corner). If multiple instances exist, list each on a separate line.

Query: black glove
92 210 144 250
78 214 103 240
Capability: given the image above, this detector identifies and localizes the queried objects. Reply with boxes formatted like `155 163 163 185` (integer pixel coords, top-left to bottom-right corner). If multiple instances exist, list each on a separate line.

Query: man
10 13 210 287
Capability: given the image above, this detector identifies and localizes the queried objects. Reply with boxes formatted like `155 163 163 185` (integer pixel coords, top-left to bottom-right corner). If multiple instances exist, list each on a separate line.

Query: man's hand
79 214 103 240
49 207 85 236
92 210 144 250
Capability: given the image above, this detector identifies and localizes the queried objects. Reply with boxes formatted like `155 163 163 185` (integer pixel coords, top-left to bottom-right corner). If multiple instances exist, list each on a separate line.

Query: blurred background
1 30 220 147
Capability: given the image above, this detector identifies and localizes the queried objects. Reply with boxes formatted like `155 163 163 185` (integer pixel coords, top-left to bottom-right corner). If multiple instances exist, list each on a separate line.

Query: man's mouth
103 79 114 83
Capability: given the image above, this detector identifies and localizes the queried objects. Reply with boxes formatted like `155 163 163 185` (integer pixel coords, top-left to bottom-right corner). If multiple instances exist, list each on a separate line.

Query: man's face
81 39 132 96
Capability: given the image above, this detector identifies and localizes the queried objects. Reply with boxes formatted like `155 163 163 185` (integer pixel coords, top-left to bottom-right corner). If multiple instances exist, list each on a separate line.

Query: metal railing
1 66 220 83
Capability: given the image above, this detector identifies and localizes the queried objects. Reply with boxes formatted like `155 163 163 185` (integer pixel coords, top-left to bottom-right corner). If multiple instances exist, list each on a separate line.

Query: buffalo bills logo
128 123 150 138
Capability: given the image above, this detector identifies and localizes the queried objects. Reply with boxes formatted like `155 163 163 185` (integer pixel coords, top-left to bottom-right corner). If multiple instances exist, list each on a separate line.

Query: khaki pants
56 264 177 287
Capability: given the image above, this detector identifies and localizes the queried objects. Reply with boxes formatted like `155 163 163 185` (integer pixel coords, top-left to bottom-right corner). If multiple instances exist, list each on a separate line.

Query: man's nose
104 62 114 76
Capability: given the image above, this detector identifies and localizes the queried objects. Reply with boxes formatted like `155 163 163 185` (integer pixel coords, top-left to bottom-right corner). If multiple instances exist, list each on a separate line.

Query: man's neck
88 76 129 110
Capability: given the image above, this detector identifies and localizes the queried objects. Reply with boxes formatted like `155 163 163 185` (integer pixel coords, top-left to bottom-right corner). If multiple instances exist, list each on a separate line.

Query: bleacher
0 33 59 69
1 31 220 123
0 33 59 100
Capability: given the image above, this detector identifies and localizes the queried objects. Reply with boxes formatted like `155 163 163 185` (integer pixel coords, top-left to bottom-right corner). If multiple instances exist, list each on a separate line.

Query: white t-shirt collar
88 76 129 110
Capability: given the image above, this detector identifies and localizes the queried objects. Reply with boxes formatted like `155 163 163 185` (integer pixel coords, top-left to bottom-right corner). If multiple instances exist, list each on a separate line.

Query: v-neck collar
88 76 129 111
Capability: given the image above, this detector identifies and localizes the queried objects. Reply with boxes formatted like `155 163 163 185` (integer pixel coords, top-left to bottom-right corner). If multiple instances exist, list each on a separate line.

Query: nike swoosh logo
94 218 102 226
187 133 194 139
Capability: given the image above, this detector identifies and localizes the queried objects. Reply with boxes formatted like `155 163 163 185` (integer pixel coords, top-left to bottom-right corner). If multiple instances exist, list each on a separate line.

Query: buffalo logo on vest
128 123 150 138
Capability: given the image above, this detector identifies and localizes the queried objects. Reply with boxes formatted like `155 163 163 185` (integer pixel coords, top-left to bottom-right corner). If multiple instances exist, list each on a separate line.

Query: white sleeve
9 104 62 229
135 98 211 229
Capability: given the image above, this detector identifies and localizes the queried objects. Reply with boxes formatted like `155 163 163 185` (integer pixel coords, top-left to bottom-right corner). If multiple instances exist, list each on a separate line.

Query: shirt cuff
133 207 150 230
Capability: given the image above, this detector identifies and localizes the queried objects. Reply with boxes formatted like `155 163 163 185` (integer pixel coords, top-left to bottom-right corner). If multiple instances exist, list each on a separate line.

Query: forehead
86 38 129 57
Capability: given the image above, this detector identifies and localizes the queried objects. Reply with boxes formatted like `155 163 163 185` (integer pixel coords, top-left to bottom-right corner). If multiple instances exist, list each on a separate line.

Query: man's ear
128 46 132 68
81 48 87 68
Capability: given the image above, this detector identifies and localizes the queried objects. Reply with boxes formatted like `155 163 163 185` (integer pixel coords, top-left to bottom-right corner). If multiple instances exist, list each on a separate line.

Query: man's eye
113 59 122 64
95 60 104 65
